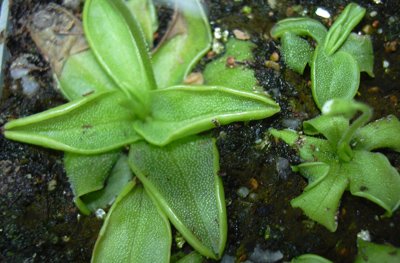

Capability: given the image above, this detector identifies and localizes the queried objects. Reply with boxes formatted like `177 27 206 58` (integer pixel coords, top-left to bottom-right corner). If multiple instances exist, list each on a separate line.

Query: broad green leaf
353 115 400 152
355 238 400 263
4 91 140 154
271 17 327 44
323 3 366 55
296 162 330 190
339 33 374 77
124 0 158 47
203 38 258 92
311 46 360 109
281 32 313 74
64 151 120 199
291 163 348 232
92 183 171 263
134 85 280 146
80 154 134 212
128 136 227 259
57 51 118 101
83 0 157 113
346 151 400 215
152 0 211 88
303 115 349 147
291 254 333 263
176 252 203 263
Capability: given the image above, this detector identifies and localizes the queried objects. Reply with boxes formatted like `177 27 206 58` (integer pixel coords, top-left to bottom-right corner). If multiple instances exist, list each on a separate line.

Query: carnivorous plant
4 0 279 261
271 3 374 109
270 99 400 231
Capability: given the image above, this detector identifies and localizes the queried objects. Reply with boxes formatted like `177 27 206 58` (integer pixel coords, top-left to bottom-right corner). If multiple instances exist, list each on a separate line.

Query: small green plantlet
270 99 400 231
3 0 280 261
271 3 374 109
291 254 333 263
291 237 400 263
355 238 400 263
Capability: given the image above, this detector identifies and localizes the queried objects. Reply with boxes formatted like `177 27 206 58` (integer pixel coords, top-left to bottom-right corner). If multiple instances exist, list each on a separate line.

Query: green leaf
339 33 374 77
291 163 348 232
92 183 171 263
134 85 280 146
128 136 227 259
280 32 313 74
303 115 349 147
353 115 400 152
124 0 158 47
57 51 118 101
271 17 327 44
346 151 400 215
269 129 335 163
321 99 373 162
311 46 360 109
152 0 211 88
4 91 140 154
203 38 259 92
269 128 299 146
64 151 120 199
291 254 333 263
79 154 134 212
296 162 330 190
355 238 400 263
323 3 366 55
176 252 203 263
83 0 157 113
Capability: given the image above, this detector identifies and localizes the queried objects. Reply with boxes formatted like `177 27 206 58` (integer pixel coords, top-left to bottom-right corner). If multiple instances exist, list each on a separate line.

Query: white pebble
315 7 331 19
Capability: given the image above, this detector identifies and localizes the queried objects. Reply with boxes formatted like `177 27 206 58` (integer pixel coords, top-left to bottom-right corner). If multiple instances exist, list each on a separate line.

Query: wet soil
1 0 400 262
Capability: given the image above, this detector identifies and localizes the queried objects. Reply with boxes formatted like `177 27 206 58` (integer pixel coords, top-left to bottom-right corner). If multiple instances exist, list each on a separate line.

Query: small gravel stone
237 187 250 198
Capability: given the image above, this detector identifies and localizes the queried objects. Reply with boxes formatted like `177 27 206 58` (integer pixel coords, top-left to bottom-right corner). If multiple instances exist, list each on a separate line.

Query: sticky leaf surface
5 91 140 154
134 85 280 145
128 136 227 259
92 183 171 263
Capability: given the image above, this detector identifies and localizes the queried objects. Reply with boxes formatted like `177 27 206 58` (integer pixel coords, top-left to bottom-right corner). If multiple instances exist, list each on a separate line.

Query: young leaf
57 51 118 100
176 252 203 263
346 151 400 215
270 129 336 163
296 162 330 190
79 154 134 213
355 238 400 263
83 0 157 113
4 91 141 154
134 85 280 146
311 47 360 109
128 136 227 259
291 163 348 232
92 183 171 263
280 32 313 74
203 38 259 92
291 254 333 263
353 115 400 152
339 33 374 77
303 115 349 147
270 17 328 44
124 0 158 47
323 3 366 55
152 0 211 88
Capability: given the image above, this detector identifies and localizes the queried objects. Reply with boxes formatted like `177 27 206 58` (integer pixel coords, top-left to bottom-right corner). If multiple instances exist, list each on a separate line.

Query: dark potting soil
1 0 399 262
